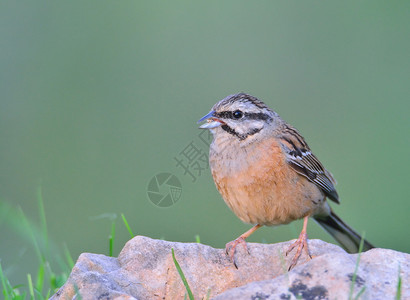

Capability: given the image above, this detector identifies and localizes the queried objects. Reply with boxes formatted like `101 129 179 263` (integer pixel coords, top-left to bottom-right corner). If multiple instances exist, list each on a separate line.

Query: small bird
198 93 374 270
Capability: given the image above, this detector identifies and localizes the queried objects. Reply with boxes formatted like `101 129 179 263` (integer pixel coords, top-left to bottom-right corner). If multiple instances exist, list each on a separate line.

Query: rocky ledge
51 236 408 299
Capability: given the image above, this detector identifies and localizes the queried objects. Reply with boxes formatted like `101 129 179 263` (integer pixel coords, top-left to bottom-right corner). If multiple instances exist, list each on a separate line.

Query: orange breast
210 138 324 225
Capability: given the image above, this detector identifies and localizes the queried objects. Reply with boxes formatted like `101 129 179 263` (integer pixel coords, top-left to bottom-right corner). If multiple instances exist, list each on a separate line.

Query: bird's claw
286 230 311 271
225 236 249 268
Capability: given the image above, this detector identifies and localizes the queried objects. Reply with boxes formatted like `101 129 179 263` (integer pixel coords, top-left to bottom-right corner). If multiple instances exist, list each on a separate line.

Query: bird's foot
286 229 312 271
225 236 250 268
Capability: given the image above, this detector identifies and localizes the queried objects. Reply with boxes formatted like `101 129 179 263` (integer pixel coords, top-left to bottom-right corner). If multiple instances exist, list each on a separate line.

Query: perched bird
198 93 374 270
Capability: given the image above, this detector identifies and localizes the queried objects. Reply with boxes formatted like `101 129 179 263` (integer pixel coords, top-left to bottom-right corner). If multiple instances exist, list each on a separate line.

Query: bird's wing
278 125 339 203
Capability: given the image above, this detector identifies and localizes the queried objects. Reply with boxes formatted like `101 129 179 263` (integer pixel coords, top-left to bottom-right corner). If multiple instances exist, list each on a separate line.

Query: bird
198 93 374 270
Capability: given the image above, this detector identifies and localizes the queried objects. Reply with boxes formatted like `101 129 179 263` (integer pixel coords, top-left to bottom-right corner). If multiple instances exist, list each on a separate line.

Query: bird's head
198 93 278 141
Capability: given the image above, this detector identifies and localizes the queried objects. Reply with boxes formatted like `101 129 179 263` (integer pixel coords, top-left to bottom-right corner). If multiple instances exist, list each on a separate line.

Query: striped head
198 93 280 142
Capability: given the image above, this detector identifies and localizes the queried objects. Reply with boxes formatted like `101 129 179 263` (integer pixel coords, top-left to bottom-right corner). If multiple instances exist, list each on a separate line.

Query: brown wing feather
278 126 339 203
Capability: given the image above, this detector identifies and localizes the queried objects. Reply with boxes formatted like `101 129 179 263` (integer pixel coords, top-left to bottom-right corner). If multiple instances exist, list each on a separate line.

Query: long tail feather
314 211 374 253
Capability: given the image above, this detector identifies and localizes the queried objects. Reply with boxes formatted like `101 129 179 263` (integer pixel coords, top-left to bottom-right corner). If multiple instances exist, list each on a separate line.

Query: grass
395 264 402 300
27 274 34 299
171 236 215 300
278 248 289 286
194 235 201 244
0 194 143 300
347 233 403 300
0 262 26 300
109 220 116 257
121 213 134 238
171 248 194 300
348 233 366 300
0 186 73 299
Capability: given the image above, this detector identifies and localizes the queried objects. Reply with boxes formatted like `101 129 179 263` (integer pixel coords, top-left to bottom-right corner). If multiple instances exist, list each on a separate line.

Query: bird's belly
210 141 324 225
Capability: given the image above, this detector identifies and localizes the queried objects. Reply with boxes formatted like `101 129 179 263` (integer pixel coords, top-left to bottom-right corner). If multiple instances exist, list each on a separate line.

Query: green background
1 1 409 285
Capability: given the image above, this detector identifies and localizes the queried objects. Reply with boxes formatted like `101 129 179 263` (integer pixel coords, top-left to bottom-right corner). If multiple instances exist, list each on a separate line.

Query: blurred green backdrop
1 1 409 285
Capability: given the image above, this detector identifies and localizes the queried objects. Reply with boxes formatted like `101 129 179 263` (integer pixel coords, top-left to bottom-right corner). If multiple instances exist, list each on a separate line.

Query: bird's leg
225 224 262 268
286 216 312 270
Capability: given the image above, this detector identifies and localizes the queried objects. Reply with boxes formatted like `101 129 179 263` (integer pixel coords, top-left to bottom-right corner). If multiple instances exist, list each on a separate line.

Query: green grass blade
109 220 116 257
34 289 44 298
45 289 51 299
0 262 12 299
194 235 200 243
90 213 117 257
1 199 73 298
35 262 45 293
27 273 34 300
277 249 289 285
121 213 134 238
395 264 402 300
18 207 45 264
46 261 58 291
109 236 114 257
74 284 82 300
53 273 68 291
63 243 75 269
37 184 48 250
349 232 365 300
354 286 366 300
171 248 194 300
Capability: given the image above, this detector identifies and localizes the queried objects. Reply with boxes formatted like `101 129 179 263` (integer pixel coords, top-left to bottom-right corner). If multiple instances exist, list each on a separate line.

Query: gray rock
214 248 409 300
51 236 409 300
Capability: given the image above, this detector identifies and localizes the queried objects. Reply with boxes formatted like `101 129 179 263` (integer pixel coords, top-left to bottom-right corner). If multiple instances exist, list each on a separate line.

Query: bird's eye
233 110 243 119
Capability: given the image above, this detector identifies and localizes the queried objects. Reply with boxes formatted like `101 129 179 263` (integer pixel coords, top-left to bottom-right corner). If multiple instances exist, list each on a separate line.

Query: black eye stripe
215 111 271 121
221 125 262 140
245 112 271 121
214 111 233 119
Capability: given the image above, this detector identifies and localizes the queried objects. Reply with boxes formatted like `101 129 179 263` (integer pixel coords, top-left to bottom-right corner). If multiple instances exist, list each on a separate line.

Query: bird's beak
197 111 224 129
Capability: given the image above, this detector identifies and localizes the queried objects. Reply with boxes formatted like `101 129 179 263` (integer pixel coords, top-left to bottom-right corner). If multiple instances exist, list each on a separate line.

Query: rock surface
51 236 408 299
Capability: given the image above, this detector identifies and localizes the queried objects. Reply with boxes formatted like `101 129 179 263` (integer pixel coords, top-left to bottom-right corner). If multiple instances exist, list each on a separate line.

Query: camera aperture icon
147 172 182 207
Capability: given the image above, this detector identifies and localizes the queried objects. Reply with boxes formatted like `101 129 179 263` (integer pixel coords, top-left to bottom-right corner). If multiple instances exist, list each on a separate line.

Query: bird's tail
314 211 374 253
